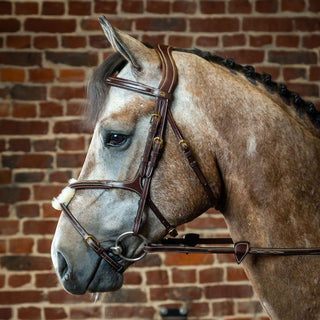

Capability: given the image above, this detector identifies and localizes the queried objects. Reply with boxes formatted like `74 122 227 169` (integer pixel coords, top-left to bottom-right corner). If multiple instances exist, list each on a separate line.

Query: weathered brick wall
0 1 319 319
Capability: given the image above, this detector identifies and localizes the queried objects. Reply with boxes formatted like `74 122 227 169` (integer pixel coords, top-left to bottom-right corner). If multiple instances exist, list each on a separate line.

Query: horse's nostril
57 251 70 280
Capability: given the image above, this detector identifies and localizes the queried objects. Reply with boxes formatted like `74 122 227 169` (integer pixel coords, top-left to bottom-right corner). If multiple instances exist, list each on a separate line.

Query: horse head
51 18 222 295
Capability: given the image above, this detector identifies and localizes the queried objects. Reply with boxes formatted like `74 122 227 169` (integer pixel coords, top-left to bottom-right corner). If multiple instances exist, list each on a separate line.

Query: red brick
286 83 318 97
228 0 251 13
147 1 170 13
15 2 38 14
29 68 54 83
42 1 65 15
0 308 11 320
1 68 25 82
14 172 44 184
142 35 166 46
0 169 11 184
309 0 320 11
227 266 249 281
188 302 209 317
255 0 278 12
165 252 213 266
199 267 224 283
50 86 85 100
39 101 63 117
23 220 57 235
53 120 87 134
12 102 36 118
222 34 246 47
172 268 196 283
269 51 317 64
37 238 52 253
217 49 264 64
94 1 117 14
8 274 31 288
276 35 299 47
123 271 142 285
25 18 76 33
58 69 85 82
61 35 86 48
48 290 93 303
238 300 263 314
69 1 91 15
136 18 186 31
34 36 58 49
56 153 86 168
105 306 154 319
16 204 40 218
146 270 169 285
168 36 193 49
0 52 41 66
190 18 239 32
70 307 102 319
44 307 68 320
89 34 110 48
6 35 31 49
250 35 272 47
283 67 306 81
205 284 253 299
172 1 196 13
150 286 202 301
196 36 219 47
310 66 320 81
243 18 292 32
0 220 19 235
33 185 62 201
2 154 53 169
0 1 11 14
0 18 20 32
295 18 320 31
200 1 225 13
10 84 46 101
0 103 9 117
9 138 31 152
49 171 72 183
303 35 320 49
0 187 30 204
0 290 43 304
0 240 6 253
35 273 57 288
59 137 85 151
212 300 235 316
18 307 41 320
0 204 9 217
9 238 34 253
282 0 306 12
42 202 61 219
34 139 56 152
122 0 143 13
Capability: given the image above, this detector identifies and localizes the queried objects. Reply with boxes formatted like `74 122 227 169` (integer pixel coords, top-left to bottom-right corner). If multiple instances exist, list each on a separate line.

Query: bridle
54 44 320 274
55 45 215 273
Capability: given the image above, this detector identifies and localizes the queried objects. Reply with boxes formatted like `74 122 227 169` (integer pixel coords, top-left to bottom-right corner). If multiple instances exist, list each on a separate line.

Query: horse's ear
99 16 153 71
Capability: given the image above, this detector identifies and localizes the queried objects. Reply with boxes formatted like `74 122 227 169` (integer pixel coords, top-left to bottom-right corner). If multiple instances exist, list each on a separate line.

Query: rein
53 44 320 274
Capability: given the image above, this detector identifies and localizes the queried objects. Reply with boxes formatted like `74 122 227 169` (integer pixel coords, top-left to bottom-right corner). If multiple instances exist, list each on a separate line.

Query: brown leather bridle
58 45 215 273
57 44 320 274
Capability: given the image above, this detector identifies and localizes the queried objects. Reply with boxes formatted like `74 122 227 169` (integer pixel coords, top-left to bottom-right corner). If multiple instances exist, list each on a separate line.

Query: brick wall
0 1 319 319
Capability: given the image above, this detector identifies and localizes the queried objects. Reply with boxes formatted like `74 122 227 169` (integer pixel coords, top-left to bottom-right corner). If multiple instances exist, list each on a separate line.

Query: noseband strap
55 44 215 272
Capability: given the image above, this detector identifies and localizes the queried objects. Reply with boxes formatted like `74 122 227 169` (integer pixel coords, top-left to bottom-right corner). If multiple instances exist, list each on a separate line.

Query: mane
87 46 320 131
175 47 320 130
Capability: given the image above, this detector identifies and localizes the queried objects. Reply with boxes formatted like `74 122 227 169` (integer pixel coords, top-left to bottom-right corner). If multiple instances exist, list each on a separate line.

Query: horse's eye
105 133 128 147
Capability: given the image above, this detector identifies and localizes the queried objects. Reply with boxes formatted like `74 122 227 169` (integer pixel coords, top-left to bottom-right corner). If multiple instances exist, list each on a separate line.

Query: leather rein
55 45 320 273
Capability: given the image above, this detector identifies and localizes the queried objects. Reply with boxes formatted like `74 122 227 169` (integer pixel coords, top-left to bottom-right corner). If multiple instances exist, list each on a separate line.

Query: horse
51 17 320 320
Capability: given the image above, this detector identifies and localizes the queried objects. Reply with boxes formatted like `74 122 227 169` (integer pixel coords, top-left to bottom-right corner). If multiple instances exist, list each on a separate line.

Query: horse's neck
203 64 320 247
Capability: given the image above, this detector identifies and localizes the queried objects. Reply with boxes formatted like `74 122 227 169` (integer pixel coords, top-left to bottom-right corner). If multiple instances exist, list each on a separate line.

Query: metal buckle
110 231 147 262
150 113 161 124
84 235 100 247
153 136 163 148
